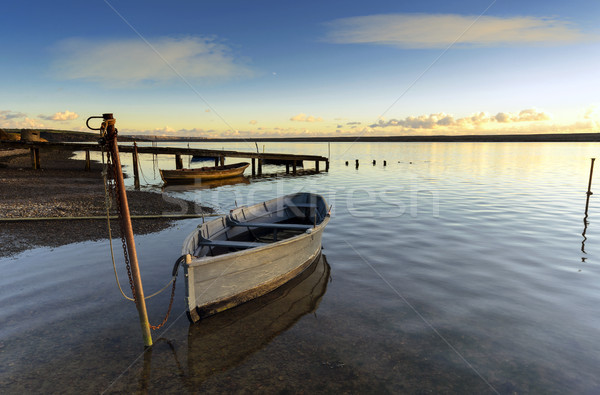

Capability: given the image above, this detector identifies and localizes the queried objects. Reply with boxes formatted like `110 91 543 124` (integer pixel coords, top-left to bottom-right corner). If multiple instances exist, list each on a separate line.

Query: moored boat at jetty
159 162 250 184
181 192 330 322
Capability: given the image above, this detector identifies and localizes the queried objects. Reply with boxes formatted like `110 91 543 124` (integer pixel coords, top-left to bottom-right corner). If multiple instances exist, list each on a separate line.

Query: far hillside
1 129 138 142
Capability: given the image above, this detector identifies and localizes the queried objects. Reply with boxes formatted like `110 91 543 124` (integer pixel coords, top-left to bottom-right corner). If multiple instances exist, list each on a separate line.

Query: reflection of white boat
159 162 250 184
186 254 331 383
182 192 330 322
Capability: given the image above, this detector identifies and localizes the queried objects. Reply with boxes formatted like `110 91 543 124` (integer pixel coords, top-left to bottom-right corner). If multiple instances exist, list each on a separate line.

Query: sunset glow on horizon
1 1 599 137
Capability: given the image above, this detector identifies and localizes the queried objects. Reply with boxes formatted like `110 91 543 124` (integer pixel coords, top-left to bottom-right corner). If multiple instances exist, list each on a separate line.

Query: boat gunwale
161 162 250 175
185 215 329 266
182 192 330 265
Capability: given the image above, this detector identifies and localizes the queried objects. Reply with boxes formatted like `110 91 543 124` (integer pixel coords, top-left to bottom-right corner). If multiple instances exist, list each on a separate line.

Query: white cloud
249 120 258 125
290 113 324 122
0 110 27 120
0 111 45 129
39 110 79 121
53 36 253 85
584 105 599 120
325 14 588 48
371 108 552 130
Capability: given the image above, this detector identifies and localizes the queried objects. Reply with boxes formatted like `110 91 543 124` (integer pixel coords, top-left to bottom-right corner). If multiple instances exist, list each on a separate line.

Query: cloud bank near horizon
127 107 598 137
2 107 598 137
38 110 79 121
325 13 588 48
371 109 551 130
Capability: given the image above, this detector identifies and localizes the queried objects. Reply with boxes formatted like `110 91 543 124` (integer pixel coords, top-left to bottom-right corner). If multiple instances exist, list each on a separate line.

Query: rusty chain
150 277 177 330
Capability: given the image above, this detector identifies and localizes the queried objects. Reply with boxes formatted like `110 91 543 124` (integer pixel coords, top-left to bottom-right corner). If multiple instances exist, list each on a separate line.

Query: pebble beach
0 148 208 257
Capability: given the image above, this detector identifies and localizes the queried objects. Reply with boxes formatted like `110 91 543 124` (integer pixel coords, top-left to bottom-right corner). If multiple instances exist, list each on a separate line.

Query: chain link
150 277 177 330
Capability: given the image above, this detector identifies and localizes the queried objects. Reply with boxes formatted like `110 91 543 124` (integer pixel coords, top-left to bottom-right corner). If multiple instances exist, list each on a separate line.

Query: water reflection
138 254 330 389
582 214 589 255
161 176 250 191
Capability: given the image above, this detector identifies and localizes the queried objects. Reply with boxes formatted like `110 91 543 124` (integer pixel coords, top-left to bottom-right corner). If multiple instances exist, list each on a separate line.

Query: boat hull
160 162 249 184
182 193 329 322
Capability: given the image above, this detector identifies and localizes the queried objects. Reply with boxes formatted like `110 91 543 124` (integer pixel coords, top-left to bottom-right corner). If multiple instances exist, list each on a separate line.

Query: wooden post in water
286 163 290 174
585 158 596 216
293 160 297 174
220 156 225 166
373 160 376 166
30 147 40 170
175 154 183 169
316 160 320 172
258 158 263 175
383 160 387 167
251 158 256 176
133 143 140 190
85 150 91 171
355 159 359 168
325 160 329 172
103 113 153 347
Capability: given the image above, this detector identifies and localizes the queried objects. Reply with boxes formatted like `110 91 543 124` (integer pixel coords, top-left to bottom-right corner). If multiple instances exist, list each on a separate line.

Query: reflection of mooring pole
585 158 595 216
105 114 153 347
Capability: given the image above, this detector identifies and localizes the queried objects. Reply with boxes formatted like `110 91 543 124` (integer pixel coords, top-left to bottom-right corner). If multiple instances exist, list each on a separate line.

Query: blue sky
1 0 599 137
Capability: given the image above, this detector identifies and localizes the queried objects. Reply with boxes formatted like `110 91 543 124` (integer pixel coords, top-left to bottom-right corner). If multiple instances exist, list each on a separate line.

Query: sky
1 0 599 137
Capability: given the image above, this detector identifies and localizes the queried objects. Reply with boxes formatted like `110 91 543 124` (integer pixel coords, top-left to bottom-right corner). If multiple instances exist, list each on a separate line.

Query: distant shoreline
129 132 600 143
5 129 600 143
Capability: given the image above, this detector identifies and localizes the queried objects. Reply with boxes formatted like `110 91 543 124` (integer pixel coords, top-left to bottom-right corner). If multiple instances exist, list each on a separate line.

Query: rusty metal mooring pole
104 114 153 347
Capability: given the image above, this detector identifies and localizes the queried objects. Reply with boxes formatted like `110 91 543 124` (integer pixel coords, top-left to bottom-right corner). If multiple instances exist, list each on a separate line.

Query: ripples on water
2 142 600 393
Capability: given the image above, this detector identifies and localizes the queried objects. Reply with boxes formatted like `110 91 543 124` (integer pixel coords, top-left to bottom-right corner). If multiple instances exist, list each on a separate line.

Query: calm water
2 142 600 393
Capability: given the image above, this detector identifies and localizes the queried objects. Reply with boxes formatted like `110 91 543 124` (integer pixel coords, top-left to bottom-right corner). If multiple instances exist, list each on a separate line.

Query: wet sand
0 148 210 257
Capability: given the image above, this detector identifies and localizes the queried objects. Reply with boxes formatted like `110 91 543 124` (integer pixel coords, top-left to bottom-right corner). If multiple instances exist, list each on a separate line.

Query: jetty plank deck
0 141 329 174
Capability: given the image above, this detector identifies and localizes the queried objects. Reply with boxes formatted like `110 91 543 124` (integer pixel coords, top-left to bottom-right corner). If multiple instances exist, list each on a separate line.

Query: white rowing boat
181 192 330 322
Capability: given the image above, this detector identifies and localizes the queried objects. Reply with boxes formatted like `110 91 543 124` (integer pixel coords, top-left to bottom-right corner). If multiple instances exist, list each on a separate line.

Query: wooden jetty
0 141 329 176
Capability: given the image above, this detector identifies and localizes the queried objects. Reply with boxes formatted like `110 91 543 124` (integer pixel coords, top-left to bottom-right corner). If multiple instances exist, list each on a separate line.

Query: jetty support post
30 147 40 170
355 159 359 168
104 113 153 348
585 158 596 216
251 158 256 176
326 160 329 172
214 157 219 166
220 156 225 167
133 143 140 190
258 158 263 175
85 150 91 171
286 163 290 174
293 160 297 174
316 160 320 172
175 154 183 169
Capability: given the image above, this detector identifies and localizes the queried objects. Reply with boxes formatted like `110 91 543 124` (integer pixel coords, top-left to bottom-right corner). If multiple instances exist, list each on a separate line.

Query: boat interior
191 194 329 258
